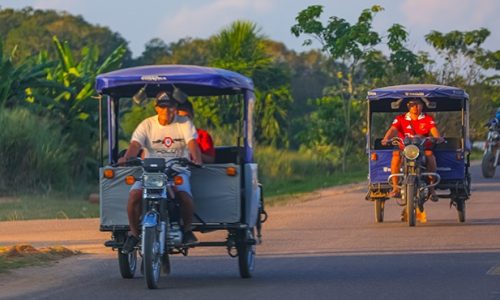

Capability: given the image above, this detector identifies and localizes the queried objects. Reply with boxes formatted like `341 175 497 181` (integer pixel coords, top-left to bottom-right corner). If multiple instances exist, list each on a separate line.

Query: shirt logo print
163 137 174 147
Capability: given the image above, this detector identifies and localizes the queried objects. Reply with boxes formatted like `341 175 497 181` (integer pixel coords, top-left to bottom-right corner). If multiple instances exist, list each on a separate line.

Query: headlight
403 144 420 160
492 131 500 140
143 173 166 188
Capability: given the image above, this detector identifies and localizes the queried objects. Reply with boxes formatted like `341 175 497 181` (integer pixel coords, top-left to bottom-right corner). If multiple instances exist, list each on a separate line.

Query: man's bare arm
117 141 142 165
188 140 202 165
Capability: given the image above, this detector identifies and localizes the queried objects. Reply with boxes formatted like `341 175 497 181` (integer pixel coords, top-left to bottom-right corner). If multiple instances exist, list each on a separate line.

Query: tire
375 199 385 223
405 183 416 227
118 250 137 279
143 226 161 289
465 172 472 196
161 254 171 275
481 151 496 178
456 199 466 223
237 229 256 279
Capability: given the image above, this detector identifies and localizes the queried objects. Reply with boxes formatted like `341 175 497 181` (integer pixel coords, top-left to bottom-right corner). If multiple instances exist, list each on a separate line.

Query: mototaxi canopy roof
367 84 469 112
95 65 254 97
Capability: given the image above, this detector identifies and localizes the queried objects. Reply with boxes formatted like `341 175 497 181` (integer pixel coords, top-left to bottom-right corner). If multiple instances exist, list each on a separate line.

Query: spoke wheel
405 184 416 227
143 226 161 289
118 249 137 279
375 199 385 223
456 199 466 223
237 229 256 279
481 151 496 178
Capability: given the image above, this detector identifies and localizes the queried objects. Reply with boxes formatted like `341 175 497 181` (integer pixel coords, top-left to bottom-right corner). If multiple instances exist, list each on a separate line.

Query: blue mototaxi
95 65 267 278
365 84 471 223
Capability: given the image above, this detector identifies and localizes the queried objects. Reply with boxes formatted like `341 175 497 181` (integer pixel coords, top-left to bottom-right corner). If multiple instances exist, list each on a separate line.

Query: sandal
121 234 140 254
429 193 439 202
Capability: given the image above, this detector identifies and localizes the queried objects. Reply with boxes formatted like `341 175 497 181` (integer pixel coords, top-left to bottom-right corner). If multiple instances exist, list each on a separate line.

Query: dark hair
407 98 423 104
155 91 177 107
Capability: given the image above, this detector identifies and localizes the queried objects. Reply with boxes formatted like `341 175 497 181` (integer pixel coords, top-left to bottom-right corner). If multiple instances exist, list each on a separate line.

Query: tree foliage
208 20 293 146
0 7 132 64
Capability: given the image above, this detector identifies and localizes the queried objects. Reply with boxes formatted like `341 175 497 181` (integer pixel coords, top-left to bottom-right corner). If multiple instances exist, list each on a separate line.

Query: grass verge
264 168 367 206
0 244 80 272
0 195 99 221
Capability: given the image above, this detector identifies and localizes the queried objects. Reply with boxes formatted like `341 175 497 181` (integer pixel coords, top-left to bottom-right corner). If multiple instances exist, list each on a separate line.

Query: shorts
130 172 192 196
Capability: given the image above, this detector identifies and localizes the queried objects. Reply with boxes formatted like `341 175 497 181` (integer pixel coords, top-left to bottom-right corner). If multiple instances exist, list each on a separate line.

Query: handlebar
112 157 202 169
382 136 445 147
111 156 141 167
165 157 202 169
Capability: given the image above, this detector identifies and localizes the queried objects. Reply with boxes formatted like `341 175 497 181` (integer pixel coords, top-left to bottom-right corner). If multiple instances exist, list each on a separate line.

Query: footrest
104 240 123 248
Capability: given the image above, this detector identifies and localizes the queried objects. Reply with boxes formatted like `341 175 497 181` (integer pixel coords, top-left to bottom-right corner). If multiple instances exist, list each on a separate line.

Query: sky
1 0 499 58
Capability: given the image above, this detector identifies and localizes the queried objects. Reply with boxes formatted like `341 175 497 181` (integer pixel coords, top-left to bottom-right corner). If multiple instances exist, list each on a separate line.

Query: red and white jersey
391 112 436 138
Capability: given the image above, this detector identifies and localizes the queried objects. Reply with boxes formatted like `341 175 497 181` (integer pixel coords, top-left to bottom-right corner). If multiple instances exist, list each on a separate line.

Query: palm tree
209 20 293 147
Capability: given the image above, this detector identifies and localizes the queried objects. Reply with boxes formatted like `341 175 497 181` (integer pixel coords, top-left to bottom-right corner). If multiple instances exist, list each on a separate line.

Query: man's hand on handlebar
117 157 127 166
435 136 446 144
381 136 402 146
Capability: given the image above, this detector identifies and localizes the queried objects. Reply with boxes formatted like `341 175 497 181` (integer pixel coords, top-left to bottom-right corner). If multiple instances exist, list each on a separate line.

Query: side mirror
422 97 436 109
132 85 147 105
173 86 188 103
391 98 403 110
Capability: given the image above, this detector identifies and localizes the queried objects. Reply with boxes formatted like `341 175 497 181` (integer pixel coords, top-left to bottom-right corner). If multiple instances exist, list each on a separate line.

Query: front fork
141 211 166 256
388 164 441 205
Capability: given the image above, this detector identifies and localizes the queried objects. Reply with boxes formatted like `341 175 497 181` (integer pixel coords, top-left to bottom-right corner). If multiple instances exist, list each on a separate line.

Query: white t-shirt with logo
131 115 197 161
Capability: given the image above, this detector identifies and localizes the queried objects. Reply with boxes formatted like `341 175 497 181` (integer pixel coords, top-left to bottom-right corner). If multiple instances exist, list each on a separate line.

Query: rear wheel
455 199 466 223
237 229 255 278
118 249 137 279
481 151 496 178
143 226 161 289
375 199 385 223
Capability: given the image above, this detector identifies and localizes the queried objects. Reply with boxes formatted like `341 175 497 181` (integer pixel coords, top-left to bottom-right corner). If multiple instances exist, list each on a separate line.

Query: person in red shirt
177 100 216 163
382 98 442 220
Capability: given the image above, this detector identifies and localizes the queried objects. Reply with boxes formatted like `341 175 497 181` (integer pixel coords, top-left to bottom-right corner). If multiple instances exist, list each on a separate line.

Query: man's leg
425 150 439 201
177 191 198 245
127 189 143 237
122 189 142 253
177 191 194 231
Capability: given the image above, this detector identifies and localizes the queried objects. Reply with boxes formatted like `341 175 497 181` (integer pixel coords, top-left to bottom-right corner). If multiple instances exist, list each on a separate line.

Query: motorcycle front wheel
143 226 161 289
405 183 416 227
481 151 496 178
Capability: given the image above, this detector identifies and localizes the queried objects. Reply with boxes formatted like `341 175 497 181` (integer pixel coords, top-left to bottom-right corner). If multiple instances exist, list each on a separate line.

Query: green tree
0 39 62 109
209 20 293 147
425 28 495 84
291 5 425 171
134 38 170 66
425 28 500 139
36 36 127 179
0 7 132 65
133 37 211 66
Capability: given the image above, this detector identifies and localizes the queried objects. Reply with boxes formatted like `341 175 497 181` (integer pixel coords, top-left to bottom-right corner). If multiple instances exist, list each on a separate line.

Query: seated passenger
178 100 215 163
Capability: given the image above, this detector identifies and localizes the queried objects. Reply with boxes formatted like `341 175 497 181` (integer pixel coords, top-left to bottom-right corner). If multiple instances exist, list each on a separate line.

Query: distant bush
255 146 366 197
0 108 73 195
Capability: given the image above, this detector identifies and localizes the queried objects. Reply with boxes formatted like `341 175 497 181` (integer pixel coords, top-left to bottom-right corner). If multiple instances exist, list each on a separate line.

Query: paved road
1 162 499 300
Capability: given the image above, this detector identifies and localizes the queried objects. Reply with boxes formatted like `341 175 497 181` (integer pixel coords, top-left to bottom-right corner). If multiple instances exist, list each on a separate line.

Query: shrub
0 108 73 195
